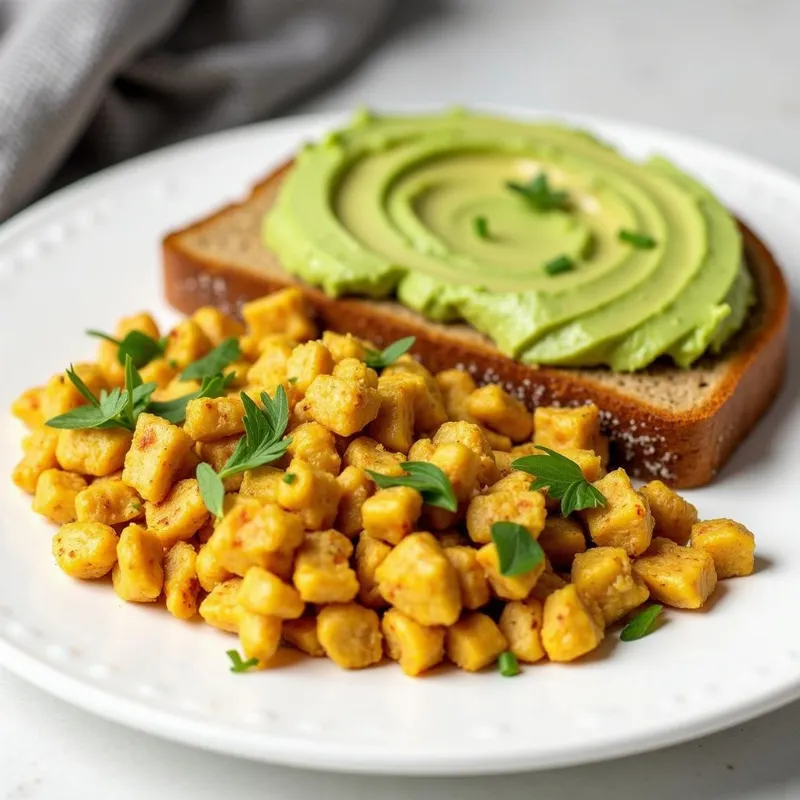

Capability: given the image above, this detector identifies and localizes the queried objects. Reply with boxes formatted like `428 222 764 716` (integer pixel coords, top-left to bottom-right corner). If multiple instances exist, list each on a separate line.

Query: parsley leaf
197 462 226 519
620 604 663 642
543 255 575 276
147 372 235 425
498 651 520 677
181 338 241 381
363 336 416 369
511 446 607 516
87 328 166 368
619 229 657 249
473 215 490 239
491 521 545 576
506 172 569 211
226 649 259 673
367 461 457 512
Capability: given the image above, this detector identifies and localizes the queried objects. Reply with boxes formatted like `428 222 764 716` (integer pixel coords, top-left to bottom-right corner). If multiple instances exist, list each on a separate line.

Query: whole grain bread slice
162 161 789 488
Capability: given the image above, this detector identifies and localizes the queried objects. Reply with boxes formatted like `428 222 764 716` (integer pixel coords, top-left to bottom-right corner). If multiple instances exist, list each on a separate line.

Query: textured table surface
3 1 800 797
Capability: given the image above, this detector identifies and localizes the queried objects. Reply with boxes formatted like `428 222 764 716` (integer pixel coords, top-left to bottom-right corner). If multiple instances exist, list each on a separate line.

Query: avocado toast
162 113 788 488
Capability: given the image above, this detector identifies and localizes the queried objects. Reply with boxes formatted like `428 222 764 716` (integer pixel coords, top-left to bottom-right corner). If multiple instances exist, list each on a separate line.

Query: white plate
0 110 798 776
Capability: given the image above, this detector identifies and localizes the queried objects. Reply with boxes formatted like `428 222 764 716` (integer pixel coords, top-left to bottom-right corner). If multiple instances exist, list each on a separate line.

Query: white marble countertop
3 1 800 797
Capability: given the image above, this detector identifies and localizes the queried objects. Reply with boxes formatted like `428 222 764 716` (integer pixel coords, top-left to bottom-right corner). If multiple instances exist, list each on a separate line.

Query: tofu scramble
11 288 757 676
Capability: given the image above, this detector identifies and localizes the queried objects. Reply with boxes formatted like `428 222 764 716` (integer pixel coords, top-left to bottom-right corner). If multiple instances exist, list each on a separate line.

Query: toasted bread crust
162 162 789 488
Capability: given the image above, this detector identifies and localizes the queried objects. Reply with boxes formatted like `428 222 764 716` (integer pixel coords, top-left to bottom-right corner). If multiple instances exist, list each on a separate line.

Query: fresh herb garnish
87 329 166 368
473 215 490 239
511 446 607 517
197 387 293 517
491 521 545 576
181 338 241 381
506 172 569 211
543 255 575 276
367 461 457 512
498 651 520 677
147 372 236 425
283 472 296 484
620 604 663 642
45 356 156 431
363 336 416 370
619 229 657 250
226 649 259 673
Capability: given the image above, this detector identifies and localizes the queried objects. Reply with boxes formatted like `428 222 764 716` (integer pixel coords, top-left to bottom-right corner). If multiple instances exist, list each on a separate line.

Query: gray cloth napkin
0 0 396 220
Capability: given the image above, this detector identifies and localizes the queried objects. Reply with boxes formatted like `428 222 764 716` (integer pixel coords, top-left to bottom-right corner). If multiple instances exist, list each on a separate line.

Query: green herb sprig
197 387 293 517
491 521 545 576
506 172 569 211
146 372 236 425
181 338 240 381
363 336 416 370
367 461 457 512
87 329 166 368
226 649 259 673
619 229 657 250
620 604 663 642
511 446 607 517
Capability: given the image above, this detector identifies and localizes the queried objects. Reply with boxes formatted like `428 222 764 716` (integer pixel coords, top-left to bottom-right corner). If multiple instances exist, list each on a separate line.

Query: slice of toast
162 161 789 488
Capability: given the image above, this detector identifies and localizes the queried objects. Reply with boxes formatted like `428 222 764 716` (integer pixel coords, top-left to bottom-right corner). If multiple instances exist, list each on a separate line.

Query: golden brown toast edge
162 162 789 488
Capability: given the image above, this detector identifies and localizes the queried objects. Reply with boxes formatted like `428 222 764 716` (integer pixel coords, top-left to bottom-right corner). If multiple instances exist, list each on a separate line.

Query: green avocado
264 110 751 371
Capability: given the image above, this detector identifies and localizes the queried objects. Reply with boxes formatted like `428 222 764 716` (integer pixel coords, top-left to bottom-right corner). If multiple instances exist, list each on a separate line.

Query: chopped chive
283 472 296 484
498 651 520 677
543 255 575 276
619 229 657 249
473 215 490 239
287 376 299 384
226 649 260 673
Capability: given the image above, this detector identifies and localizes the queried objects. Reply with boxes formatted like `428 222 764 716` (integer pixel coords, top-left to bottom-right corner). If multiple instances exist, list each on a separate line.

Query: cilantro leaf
181 338 240 381
147 372 234 425
620 604 663 642
506 172 570 211
619 229 657 250
363 337 416 370
226 649 259 673
511 446 607 516
197 462 225 519
366 461 457 512
491 521 545 576
87 328 166 368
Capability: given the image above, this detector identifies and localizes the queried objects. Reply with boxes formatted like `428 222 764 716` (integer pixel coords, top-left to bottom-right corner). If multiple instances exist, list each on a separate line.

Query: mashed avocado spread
263 110 753 371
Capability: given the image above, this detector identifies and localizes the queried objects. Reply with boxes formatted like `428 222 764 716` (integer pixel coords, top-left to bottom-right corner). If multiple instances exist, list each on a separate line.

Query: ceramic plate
0 110 797 776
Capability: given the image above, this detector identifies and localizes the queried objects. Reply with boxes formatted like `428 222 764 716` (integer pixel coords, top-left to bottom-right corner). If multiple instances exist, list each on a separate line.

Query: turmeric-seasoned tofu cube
164 541 200 620
435 368 477 422
499 599 546 663
112 523 164 602
317 603 383 669
437 530 469 547
144 478 209 548
466 385 532 442
304 375 381 436
408 438 436 462
534 404 602 452
430 442 479 502
75 477 143 525
361 486 422 545
32 469 87 524
382 608 445 676
529 560 568 601
466 488 546 544
198 577 243 632
41 364 107 421
243 288 317 342
55 427 132 477
343 437 405 477
239 611 282 665
368 373 417 453
493 450 514 477
277 458 342 530
571 547 649 624
149 376 200 403
246 335 295 386
640 480 699 545
476 542 544 600
240 566 305 619
184 395 246 442
542 584 605 662
580 469 653 557
13 428 59 493
443 545 490 609
196 435 243 490
286 422 340 475
558 448 605 483
285 341 334 394
482 427 513 452
52 522 118 579
239 465 283 501
333 358 379 390
196 543 233 592
432 421 499 486
97 312 160 385
335 465 374 537
690 519 755 579
12 386 44 428
486 471 532 493
293 529 359 603
446 612 508 672
122 413 193 503
321 331 369 363
355 535 391 608
163 319 213 370
138 357 177 389
633 537 717 608
383 358 448 432
375 532 461 626
538 516 587 570
283 617 325 657
191 306 245 346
